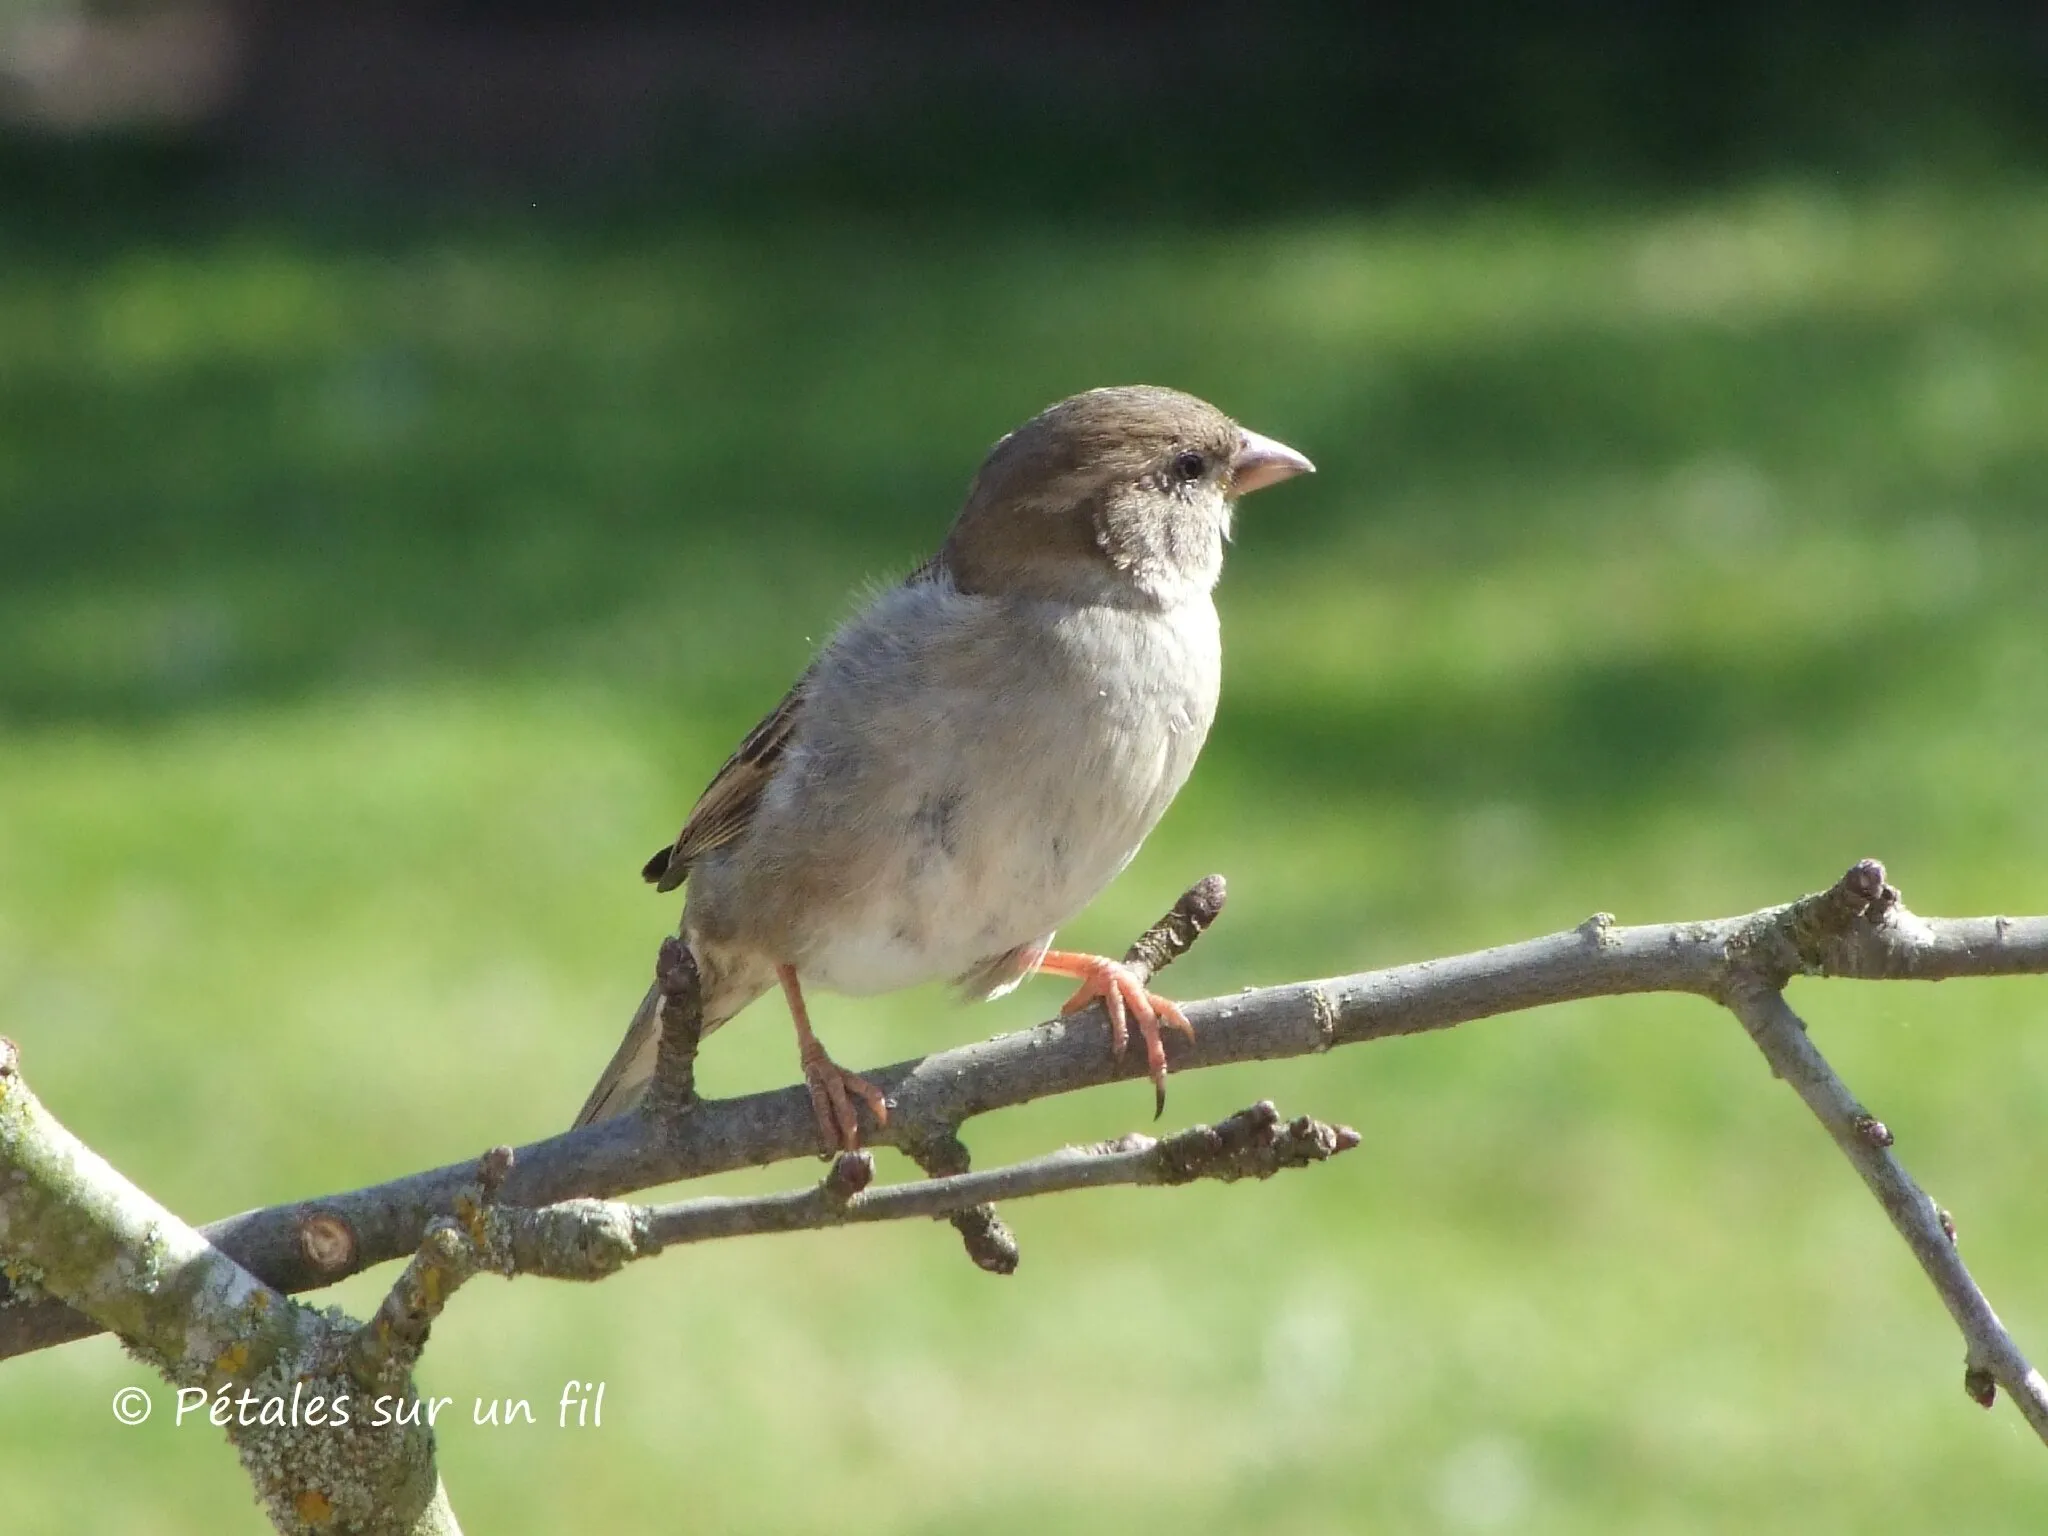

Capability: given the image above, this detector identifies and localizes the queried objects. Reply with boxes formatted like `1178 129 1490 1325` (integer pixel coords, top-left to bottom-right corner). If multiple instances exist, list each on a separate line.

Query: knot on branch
294 1211 357 1278
1966 1363 1999 1409
1152 1101 1360 1185
474 1144 516 1200
1831 859 1901 924
947 1206 1021 1275
1784 857 1902 962
823 1152 874 1204
1731 858 1911 989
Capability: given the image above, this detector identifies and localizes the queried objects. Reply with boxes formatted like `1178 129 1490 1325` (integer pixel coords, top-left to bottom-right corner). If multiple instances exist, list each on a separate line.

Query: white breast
788 585 1221 997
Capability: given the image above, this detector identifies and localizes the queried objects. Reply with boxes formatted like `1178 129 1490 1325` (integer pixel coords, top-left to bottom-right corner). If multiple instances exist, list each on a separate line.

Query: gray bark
0 1039 460 1535
6 854 2048 1534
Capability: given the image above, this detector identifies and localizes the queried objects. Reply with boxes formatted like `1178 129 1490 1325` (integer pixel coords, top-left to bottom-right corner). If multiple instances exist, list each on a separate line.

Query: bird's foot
1043 951 1194 1118
799 1042 889 1154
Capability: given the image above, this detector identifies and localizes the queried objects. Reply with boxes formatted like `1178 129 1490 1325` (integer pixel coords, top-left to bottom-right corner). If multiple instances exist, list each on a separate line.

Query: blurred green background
3 4 2047 1531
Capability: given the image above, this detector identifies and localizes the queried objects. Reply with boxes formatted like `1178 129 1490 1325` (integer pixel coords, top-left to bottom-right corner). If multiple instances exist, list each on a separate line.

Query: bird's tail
570 980 666 1129
569 957 766 1129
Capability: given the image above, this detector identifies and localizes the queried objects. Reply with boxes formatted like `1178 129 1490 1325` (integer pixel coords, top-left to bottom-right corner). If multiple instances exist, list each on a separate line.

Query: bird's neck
939 550 1215 614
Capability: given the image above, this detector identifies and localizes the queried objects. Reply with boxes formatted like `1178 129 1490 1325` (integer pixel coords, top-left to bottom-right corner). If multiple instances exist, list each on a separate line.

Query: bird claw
1057 958 1194 1119
800 1047 889 1154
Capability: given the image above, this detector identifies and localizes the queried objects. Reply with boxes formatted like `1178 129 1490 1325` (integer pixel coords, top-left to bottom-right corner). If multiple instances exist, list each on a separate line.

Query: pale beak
1231 429 1315 495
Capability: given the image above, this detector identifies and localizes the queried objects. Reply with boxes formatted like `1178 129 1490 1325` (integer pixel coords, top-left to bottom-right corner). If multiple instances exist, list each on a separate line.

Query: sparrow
572 385 1313 1151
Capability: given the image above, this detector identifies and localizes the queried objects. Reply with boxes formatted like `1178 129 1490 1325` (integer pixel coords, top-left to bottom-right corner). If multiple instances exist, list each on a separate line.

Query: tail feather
571 959 770 1129
571 981 665 1128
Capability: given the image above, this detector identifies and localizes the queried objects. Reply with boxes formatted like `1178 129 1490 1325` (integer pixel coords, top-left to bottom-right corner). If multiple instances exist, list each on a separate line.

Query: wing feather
640 554 947 893
642 675 808 891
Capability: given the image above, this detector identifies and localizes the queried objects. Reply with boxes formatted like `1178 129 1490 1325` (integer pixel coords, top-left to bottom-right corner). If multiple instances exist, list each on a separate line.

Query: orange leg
1036 950 1194 1118
778 965 889 1154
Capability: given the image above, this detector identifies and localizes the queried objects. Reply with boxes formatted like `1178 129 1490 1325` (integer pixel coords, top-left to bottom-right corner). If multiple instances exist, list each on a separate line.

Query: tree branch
0 1039 462 1535
6 860 2048 1447
372 1100 1355 1296
1727 981 2048 1435
898 873 1227 1274
637 1097 1354 1251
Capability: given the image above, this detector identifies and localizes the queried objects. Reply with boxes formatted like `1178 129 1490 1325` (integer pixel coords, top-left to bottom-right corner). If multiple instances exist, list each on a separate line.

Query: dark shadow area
1 2 2042 846
1 1 2046 236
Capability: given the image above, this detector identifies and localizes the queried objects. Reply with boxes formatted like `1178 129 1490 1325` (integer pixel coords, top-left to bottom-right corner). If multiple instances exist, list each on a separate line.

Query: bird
572 385 1313 1152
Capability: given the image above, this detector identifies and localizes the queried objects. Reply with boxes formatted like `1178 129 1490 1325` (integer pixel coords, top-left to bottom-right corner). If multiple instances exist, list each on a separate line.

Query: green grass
3 181 2048 1531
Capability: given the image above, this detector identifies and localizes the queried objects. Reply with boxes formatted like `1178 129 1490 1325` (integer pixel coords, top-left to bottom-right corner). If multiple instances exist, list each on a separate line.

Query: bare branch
899 874 1227 1274
349 1147 517 1391
898 1126 1019 1274
393 1102 1355 1286
648 937 703 1119
7 859 2048 1451
1728 981 2048 1436
1120 871 1228 978
0 1039 461 1534
0 1037 309 1383
636 1099 1354 1248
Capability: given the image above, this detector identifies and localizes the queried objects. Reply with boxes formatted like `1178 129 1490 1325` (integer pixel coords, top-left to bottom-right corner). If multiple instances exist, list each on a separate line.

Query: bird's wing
641 676 809 892
640 554 948 893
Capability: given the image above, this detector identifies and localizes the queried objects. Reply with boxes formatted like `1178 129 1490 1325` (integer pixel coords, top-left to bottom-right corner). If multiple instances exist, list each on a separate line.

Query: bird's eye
1172 450 1207 482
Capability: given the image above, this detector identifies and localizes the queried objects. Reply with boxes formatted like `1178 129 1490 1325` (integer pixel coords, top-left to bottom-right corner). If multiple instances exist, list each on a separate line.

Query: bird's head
942 385 1313 607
